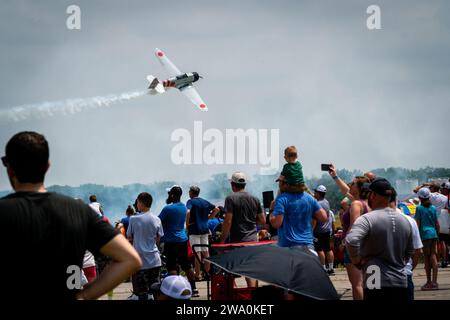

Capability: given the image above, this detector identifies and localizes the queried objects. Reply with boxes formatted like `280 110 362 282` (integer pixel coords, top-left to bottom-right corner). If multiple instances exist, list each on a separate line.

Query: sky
0 0 449 191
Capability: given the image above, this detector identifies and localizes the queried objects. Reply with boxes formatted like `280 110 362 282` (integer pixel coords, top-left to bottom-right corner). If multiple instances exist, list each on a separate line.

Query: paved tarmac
99 263 450 300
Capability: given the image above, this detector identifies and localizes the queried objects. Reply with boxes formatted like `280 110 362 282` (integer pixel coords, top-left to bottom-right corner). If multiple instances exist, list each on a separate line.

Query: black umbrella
206 244 339 300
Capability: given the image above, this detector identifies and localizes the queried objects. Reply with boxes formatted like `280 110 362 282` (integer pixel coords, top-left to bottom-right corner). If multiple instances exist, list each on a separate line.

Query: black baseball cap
368 178 395 197
166 185 183 197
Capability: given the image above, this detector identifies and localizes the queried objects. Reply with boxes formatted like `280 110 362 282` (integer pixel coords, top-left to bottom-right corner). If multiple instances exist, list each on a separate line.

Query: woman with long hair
328 165 370 300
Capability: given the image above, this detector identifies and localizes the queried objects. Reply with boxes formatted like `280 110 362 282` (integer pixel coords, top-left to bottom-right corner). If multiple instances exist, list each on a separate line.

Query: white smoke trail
0 90 147 125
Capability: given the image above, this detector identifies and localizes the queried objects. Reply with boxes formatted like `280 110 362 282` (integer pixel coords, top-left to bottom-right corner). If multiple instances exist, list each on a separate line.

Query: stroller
192 240 276 300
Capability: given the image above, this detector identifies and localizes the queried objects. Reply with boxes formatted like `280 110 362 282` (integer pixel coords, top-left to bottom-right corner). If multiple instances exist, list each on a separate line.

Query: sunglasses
1 156 6 167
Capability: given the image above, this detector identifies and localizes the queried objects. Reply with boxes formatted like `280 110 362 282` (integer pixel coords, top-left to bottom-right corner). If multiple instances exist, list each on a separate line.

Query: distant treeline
1 167 448 224
307 167 450 218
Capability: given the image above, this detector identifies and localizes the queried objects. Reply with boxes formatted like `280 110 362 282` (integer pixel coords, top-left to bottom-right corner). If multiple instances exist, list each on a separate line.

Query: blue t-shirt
415 205 438 240
120 216 130 232
159 202 188 243
208 217 223 233
186 197 216 235
273 192 321 247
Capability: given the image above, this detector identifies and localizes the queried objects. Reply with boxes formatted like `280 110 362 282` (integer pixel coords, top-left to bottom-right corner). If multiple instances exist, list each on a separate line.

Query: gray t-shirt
224 191 263 243
127 212 164 270
315 199 333 234
346 208 414 288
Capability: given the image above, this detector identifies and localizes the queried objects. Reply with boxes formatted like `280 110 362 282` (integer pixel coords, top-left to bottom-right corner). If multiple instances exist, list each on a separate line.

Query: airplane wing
180 85 208 111
155 48 182 77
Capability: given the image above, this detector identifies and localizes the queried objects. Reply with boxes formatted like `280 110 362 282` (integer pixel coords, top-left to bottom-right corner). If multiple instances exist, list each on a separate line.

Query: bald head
364 172 376 182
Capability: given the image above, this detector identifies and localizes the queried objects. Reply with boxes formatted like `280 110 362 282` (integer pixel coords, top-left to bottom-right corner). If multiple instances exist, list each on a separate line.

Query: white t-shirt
83 250 96 268
127 212 164 269
437 209 450 234
430 192 450 234
430 192 449 212
89 202 103 217
403 213 423 276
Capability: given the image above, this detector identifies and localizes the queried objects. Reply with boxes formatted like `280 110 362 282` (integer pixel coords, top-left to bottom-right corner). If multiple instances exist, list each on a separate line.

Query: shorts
422 239 438 256
438 233 450 245
82 266 97 283
164 241 192 272
407 274 414 301
133 267 160 300
344 249 352 265
314 232 331 252
189 234 209 252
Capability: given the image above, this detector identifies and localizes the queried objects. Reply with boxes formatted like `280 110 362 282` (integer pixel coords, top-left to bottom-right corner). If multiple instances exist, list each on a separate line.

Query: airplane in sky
147 48 208 111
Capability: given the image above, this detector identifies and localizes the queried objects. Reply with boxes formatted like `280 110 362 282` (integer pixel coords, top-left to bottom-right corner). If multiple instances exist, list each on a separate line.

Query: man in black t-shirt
0 131 142 300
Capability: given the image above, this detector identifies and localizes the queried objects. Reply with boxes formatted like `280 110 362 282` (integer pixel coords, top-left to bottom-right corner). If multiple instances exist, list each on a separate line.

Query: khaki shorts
189 234 209 252
422 239 437 256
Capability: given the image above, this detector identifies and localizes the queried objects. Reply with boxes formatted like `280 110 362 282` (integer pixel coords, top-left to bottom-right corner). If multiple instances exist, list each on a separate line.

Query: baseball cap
361 182 371 193
417 187 431 199
158 275 192 300
314 185 327 193
166 185 183 197
230 172 246 184
368 178 395 197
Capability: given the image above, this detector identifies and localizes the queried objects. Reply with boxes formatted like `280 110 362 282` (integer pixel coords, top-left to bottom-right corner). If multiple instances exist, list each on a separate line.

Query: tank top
342 200 369 238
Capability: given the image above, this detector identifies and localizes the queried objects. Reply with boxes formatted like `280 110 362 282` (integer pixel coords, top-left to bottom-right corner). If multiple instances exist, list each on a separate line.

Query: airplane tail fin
146 75 165 95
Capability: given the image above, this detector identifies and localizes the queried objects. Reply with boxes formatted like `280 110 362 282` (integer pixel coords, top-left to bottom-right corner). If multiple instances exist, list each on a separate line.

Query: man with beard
0 131 141 300
159 185 199 297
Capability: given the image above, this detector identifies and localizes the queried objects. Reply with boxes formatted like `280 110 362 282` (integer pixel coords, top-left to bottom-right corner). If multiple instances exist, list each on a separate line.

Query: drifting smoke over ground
0 90 147 124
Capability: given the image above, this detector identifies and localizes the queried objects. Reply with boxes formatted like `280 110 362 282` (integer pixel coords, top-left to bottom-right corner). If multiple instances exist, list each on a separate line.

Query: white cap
315 185 327 193
230 172 246 184
160 275 192 300
417 187 431 199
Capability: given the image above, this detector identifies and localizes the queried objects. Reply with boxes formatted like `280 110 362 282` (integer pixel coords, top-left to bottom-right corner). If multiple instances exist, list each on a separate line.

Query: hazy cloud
0 0 449 190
